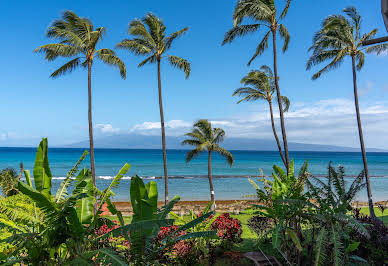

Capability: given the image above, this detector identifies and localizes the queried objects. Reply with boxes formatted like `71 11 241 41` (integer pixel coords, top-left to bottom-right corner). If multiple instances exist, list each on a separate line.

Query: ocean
0 147 387 202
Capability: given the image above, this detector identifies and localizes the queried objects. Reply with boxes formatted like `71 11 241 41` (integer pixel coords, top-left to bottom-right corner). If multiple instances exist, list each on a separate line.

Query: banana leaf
75 169 94 224
33 138 52 198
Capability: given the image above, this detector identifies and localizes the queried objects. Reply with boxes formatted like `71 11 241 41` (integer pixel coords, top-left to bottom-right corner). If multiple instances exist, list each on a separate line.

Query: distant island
63 134 386 152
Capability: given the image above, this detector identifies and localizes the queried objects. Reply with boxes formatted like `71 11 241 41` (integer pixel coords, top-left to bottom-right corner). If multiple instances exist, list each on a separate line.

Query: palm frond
278 24 290 53
365 43 388 55
279 0 292 20
96 48 126 79
311 48 348 80
116 39 153 55
278 95 290 112
185 148 203 163
222 24 260 45
212 145 234 166
213 128 226 144
167 55 191 79
233 0 273 26
165 27 189 50
50 57 81 78
138 55 157 67
248 31 270 66
128 19 156 47
34 44 80 61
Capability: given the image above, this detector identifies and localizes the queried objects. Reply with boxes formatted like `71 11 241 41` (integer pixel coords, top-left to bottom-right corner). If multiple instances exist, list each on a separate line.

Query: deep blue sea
1 147 387 202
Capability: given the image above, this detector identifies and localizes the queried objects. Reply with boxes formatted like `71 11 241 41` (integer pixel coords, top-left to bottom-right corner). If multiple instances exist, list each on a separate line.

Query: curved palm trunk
87 61 96 187
208 150 215 210
272 30 290 172
351 56 376 218
157 59 169 204
268 100 287 167
88 61 97 213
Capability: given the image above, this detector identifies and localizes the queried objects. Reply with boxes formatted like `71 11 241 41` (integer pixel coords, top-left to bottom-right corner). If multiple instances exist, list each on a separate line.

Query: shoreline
111 199 388 215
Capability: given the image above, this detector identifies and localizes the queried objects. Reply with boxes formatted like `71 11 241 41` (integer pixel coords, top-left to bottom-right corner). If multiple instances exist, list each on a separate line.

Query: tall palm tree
233 65 290 167
34 11 126 189
117 13 191 204
182 119 234 209
222 0 292 171
306 7 388 218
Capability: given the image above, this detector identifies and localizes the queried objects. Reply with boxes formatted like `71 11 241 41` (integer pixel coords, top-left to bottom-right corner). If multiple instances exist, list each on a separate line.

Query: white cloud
130 120 191 136
95 124 120 134
128 98 388 149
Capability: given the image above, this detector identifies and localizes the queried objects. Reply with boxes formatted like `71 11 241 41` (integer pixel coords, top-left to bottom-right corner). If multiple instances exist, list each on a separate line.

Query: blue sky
1 0 388 148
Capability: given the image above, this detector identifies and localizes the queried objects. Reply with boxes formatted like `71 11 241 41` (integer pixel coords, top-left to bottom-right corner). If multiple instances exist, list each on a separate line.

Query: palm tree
182 119 234 209
222 0 292 170
233 65 290 167
306 7 388 219
116 13 191 204
34 11 126 189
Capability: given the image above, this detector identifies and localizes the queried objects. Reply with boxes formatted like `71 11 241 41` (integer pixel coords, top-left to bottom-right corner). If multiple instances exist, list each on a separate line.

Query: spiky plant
222 0 292 170
0 168 20 197
304 164 370 265
306 7 388 218
34 11 126 188
233 65 290 167
181 119 234 208
117 13 190 204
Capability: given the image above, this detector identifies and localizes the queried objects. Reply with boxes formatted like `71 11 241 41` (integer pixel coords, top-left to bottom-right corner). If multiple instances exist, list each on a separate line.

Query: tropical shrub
211 213 242 245
0 167 20 197
154 225 195 264
0 138 131 265
288 164 370 265
247 216 274 238
351 208 388 265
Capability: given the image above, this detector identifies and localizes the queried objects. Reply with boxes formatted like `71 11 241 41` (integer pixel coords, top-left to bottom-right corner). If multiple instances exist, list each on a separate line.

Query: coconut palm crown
233 65 289 167
306 6 388 219
222 0 292 171
34 11 126 188
182 119 234 205
34 11 126 79
116 13 191 204
222 0 291 65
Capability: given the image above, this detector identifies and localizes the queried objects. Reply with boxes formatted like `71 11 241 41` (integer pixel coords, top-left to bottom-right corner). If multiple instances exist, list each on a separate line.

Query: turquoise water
1 147 387 202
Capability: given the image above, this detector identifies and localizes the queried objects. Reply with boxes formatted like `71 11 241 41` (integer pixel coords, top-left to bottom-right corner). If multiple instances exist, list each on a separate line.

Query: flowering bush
95 220 129 250
211 213 242 244
154 225 195 264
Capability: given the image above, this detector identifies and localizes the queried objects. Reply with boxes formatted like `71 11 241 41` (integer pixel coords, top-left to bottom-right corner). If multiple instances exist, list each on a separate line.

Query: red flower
211 213 242 243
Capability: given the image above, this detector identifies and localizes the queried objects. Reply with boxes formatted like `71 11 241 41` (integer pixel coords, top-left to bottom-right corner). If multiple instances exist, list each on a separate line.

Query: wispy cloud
129 98 388 149
95 124 120 134
130 120 191 136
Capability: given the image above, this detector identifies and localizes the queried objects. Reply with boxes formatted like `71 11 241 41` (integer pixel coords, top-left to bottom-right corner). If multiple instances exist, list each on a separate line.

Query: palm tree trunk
157 59 169 205
269 100 287 167
87 61 96 187
88 61 97 213
351 55 376 218
272 29 290 172
208 150 215 210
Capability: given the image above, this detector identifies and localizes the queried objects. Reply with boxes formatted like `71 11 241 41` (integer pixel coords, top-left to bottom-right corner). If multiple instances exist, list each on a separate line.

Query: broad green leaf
75 170 94 224
17 182 57 215
33 138 52 198
157 195 180 220
286 229 302 252
24 170 32 187
345 241 360 253
272 223 282 249
145 181 158 214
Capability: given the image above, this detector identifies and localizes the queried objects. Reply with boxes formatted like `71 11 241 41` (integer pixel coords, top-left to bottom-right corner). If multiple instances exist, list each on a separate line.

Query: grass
359 206 388 226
